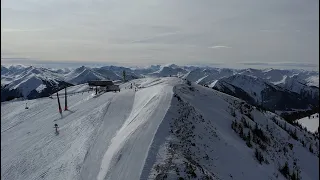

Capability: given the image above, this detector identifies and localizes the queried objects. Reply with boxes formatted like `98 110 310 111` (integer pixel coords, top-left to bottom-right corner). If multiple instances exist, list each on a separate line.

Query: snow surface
1 66 64 98
278 75 319 98
305 76 319 87
57 84 90 95
208 80 218 88
12 75 44 97
297 113 319 133
1 77 319 180
149 66 187 77
64 66 106 84
215 74 273 103
195 75 208 84
272 75 287 85
36 84 47 93
1 77 181 180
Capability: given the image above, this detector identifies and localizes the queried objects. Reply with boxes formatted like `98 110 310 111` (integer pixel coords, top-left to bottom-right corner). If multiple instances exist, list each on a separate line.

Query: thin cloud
240 62 318 67
208 45 231 49
259 29 281 33
1 28 51 32
131 31 181 44
1 0 318 66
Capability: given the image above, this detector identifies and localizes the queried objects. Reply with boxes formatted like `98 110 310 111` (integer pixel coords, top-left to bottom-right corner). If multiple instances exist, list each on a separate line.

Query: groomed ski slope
1 77 182 180
1 77 318 180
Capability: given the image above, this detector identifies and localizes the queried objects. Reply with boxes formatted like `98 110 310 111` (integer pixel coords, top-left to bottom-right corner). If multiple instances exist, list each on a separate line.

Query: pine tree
246 132 252 148
292 128 298 140
297 169 301 180
239 125 244 138
231 121 235 130
309 144 313 153
255 148 264 164
122 70 126 82
247 131 251 141
279 162 289 178
284 122 287 130
187 80 191 86
231 109 236 117
291 170 297 180
252 133 257 143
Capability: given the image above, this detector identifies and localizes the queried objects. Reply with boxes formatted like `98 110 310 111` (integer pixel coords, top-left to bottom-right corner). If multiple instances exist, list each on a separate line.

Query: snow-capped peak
161 63 180 69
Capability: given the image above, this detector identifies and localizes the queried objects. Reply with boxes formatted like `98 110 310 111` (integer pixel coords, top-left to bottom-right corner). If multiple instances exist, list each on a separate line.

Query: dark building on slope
87 80 120 93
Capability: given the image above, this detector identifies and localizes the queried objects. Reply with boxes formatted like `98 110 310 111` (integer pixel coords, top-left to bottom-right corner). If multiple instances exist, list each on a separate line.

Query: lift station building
88 80 120 93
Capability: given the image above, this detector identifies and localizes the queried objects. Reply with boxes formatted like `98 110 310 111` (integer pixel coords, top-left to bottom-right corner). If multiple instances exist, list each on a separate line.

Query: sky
1 0 319 69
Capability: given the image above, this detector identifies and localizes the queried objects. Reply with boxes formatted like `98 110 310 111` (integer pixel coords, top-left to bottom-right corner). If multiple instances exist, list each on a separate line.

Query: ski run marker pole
64 87 68 111
57 92 62 114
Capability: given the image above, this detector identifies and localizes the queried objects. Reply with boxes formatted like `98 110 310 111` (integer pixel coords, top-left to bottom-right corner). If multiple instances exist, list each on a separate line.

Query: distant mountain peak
161 63 179 69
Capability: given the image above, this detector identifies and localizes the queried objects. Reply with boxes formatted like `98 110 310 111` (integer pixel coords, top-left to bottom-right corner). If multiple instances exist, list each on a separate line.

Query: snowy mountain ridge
215 74 284 101
1 64 318 105
1 65 71 101
213 74 318 111
278 75 319 99
1 65 139 101
1 77 318 180
64 66 108 84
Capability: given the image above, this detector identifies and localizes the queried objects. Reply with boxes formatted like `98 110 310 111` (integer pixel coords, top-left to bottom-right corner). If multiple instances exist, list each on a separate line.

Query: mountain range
1 64 318 113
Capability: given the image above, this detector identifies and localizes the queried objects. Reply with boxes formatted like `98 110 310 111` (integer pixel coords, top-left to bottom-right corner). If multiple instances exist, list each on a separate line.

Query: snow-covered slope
238 68 295 84
1 66 9 75
278 75 319 100
149 64 188 77
1 77 318 180
184 68 235 85
214 74 278 103
305 76 319 87
64 66 107 84
148 81 319 180
184 67 319 90
297 113 319 133
1 65 142 101
2 64 29 76
133 65 161 75
1 66 71 101
48 68 72 75
98 66 142 81
91 68 121 80
213 74 318 111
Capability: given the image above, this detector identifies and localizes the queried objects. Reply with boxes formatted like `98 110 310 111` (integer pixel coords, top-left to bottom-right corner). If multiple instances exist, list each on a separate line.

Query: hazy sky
1 0 319 68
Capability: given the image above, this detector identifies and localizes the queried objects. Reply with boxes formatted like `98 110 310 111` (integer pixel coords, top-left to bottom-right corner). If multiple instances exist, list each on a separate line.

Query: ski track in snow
1 91 116 180
97 79 178 180
1 77 181 180
80 90 135 180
